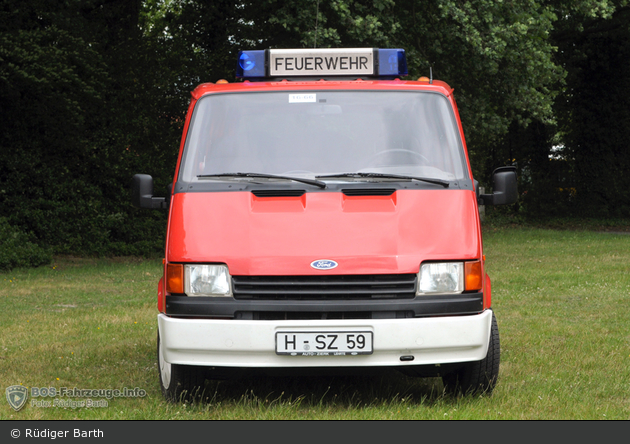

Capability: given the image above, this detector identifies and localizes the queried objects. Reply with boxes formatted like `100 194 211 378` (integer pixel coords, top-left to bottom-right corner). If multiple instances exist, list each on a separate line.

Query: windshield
179 90 468 183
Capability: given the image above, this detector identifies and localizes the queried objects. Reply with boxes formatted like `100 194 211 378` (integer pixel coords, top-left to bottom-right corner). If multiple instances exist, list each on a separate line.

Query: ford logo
310 260 338 270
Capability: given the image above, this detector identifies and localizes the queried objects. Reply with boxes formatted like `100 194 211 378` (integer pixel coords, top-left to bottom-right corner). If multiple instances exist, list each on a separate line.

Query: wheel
157 332 207 402
364 149 429 167
442 312 500 396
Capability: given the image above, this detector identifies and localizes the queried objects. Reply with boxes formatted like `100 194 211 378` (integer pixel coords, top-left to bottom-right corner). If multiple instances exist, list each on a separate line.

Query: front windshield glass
179 90 468 183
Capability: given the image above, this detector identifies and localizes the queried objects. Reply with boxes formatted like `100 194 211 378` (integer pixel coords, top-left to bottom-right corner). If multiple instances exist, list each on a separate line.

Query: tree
0 0 179 256
0 0 108 252
553 5 630 216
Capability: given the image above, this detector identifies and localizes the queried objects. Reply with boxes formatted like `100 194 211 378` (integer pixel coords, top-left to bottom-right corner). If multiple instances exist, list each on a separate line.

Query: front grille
237 311 414 320
232 274 417 300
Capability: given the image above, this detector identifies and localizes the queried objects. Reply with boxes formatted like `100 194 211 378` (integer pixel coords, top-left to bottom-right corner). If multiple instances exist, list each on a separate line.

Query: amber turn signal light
465 261 483 291
166 263 184 294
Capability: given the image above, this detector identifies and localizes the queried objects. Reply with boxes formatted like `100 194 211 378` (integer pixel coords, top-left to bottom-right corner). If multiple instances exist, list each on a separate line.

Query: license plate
276 331 373 356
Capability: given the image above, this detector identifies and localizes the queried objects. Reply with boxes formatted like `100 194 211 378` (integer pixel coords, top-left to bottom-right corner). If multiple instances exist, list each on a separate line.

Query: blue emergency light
237 50 266 78
236 48 408 79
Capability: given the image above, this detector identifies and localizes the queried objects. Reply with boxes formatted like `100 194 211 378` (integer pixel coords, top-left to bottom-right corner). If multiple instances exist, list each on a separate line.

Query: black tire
442 311 500 396
157 332 207 403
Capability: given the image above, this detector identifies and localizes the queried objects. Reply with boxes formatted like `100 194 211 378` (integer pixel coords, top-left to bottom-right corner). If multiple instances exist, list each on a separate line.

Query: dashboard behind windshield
179 90 468 183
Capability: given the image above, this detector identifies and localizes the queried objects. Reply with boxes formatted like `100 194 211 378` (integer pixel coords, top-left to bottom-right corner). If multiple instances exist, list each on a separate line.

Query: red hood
167 189 481 275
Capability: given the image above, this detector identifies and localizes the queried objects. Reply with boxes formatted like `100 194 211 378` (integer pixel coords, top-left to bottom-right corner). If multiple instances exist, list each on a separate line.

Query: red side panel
484 273 492 309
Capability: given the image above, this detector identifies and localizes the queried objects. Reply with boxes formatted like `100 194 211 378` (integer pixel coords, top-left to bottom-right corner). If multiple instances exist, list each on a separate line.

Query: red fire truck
132 48 517 401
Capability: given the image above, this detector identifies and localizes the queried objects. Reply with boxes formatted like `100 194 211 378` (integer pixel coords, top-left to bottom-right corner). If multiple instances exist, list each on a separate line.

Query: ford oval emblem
310 259 338 270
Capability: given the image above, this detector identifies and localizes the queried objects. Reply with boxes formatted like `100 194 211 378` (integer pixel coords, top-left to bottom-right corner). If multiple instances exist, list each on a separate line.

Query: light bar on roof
236 48 408 79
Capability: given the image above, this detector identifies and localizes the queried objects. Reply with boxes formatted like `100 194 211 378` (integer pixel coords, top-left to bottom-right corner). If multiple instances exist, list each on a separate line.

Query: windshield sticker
289 94 316 103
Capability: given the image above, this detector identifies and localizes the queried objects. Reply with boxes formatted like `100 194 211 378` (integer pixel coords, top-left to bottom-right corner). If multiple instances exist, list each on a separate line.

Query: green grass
1 227 630 420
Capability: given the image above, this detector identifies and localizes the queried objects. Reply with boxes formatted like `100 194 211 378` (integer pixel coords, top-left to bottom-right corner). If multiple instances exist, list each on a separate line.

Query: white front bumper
158 310 493 368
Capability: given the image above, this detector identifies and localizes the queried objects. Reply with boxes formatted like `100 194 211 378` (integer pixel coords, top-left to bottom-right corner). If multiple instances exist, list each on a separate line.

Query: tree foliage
554 4 630 216
0 0 180 259
485 1 630 217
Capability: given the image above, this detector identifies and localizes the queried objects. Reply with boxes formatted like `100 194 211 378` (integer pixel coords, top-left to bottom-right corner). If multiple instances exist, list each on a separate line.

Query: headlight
185 264 232 297
417 262 464 295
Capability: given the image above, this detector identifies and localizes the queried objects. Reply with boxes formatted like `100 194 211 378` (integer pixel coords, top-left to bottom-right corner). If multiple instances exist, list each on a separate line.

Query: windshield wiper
198 172 327 189
316 172 449 188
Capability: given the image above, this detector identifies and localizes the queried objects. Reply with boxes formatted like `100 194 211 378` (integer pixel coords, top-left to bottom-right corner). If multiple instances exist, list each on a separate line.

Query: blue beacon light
376 49 408 77
236 50 266 78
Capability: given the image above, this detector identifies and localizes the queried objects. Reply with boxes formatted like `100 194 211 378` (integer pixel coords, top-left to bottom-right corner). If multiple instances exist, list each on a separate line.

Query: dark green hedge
0 218 52 271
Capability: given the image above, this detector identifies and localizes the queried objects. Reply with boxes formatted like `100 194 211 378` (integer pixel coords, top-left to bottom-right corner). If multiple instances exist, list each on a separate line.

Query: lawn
1 226 629 419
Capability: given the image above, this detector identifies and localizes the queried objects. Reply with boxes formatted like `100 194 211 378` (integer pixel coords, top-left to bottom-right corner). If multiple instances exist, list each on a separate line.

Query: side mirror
480 166 518 206
131 174 167 209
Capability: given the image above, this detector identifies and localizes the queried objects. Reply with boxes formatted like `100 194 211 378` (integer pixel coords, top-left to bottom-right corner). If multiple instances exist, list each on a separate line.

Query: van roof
190 78 454 100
